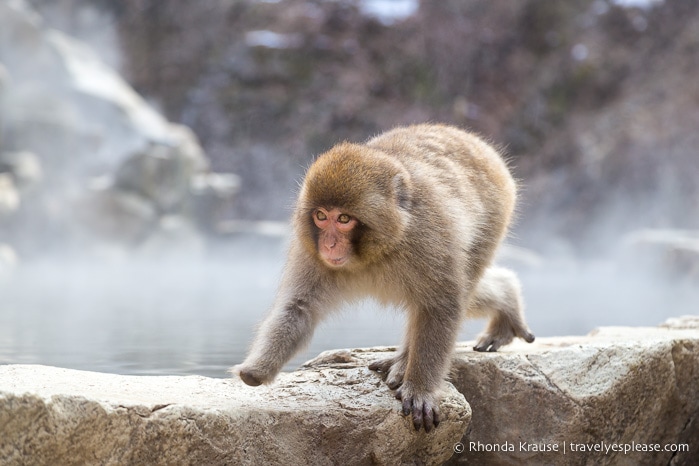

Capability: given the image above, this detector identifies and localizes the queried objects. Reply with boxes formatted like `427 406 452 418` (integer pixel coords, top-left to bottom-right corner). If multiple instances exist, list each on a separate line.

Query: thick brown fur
232 124 534 432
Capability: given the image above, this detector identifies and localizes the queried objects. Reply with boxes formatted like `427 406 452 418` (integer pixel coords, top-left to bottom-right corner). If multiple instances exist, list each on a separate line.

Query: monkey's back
366 123 516 239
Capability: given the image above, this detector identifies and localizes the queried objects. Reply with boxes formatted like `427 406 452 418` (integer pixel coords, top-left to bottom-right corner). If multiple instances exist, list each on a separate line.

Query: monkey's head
295 142 412 270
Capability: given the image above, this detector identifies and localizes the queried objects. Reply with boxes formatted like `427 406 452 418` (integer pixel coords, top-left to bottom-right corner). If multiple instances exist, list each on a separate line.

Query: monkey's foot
368 354 407 390
395 382 441 432
474 324 535 352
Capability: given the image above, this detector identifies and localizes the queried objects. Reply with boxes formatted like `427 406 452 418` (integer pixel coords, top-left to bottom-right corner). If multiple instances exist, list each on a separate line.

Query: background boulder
0 0 238 260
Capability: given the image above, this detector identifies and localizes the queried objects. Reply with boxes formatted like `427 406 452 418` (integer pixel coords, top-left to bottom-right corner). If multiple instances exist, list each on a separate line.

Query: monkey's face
312 207 358 268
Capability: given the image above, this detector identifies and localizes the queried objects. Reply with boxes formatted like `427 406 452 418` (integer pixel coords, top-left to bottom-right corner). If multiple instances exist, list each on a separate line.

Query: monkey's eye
337 214 351 224
315 210 327 221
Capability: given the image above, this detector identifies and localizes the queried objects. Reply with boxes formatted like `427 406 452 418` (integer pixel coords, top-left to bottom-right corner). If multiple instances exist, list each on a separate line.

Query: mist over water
519 257 697 336
1 229 695 378
0 239 285 377
0 236 407 377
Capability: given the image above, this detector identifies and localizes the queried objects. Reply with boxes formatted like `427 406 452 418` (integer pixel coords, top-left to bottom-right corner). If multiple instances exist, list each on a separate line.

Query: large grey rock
0 0 231 255
0 0 174 175
441 316 698 465
621 229 699 283
188 171 241 234
76 189 159 245
0 363 470 466
339 318 698 465
112 124 210 214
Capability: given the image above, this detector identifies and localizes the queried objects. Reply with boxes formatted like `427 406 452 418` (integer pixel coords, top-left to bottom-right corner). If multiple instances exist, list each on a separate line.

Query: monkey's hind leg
467 266 535 352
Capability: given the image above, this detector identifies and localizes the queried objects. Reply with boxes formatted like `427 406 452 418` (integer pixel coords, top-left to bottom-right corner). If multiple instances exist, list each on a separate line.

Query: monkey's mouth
324 256 348 268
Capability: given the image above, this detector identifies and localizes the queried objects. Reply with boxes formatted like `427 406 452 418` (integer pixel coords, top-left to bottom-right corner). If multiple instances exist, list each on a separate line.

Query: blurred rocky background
0 0 240 263
1 0 697 264
0 0 696 375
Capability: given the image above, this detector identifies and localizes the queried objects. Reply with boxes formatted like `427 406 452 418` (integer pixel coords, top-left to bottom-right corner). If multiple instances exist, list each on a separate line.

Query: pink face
312 207 358 268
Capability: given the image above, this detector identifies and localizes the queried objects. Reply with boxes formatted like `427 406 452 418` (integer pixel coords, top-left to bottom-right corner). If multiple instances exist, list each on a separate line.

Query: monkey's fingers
473 337 499 352
386 376 403 390
368 358 393 373
475 327 536 352
370 357 407 389
402 397 441 432
396 388 441 432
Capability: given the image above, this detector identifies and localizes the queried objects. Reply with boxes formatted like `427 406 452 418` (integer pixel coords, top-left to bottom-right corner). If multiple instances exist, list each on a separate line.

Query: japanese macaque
233 124 535 432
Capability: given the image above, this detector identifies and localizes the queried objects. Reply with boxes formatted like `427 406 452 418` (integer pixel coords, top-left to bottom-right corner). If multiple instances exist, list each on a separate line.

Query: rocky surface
0 363 470 466
443 316 699 465
1 317 697 465
329 316 699 465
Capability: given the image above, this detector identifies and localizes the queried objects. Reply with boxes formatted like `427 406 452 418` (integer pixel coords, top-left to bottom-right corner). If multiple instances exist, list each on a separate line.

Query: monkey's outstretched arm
233 297 317 386
233 248 327 386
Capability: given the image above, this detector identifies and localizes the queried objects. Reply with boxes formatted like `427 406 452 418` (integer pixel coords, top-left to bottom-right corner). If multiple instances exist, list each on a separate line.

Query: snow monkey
233 124 535 432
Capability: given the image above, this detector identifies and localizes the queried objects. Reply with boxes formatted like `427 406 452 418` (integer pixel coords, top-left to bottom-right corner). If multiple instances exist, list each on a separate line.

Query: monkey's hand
395 382 441 432
230 363 274 387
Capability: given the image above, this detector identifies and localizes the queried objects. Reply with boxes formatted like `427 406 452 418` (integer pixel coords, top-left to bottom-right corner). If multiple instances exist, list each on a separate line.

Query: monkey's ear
392 172 412 212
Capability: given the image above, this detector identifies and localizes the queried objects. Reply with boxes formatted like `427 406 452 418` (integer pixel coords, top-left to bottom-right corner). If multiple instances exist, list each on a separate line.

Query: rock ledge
0 363 469 466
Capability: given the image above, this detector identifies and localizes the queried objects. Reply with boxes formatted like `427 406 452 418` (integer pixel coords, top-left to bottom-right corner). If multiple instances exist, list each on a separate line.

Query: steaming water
0 236 695 378
0 236 408 378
